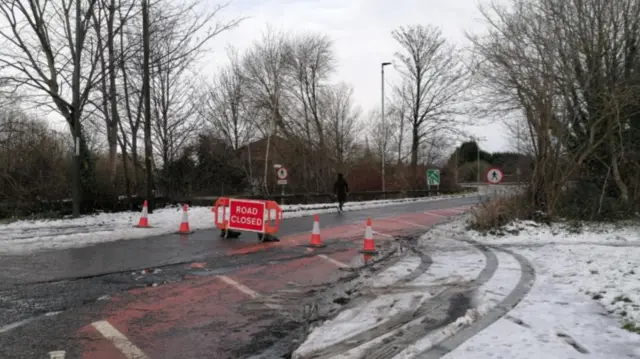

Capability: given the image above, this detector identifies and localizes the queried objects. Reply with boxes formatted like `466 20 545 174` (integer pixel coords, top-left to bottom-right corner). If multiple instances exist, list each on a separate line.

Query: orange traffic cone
363 253 373 265
178 204 193 234
360 217 377 254
308 214 325 248
135 200 150 228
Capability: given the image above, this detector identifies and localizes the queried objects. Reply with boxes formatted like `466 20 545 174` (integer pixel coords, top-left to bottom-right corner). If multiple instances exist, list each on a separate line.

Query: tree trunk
106 0 120 185
71 125 97 213
142 0 154 212
119 139 132 205
119 21 140 192
397 113 404 165
131 138 139 191
71 0 83 216
410 126 419 188
264 134 271 194
610 139 629 203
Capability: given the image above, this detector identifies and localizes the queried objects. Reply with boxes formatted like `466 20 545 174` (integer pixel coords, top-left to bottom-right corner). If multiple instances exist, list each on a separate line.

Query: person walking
334 173 349 213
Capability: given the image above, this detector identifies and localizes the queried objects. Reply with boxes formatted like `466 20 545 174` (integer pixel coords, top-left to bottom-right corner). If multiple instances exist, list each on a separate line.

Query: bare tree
201 50 255 152
115 3 144 197
324 83 362 170
145 0 242 204
282 32 335 190
392 25 468 187
368 108 397 165
470 0 640 217
0 106 70 205
419 131 450 166
91 0 136 187
152 68 201 166
0 0 104 215
242 28 291 191
387 92 410 164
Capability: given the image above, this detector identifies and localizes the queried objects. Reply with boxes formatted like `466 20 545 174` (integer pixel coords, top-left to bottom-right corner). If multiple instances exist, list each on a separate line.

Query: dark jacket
334 174 349 199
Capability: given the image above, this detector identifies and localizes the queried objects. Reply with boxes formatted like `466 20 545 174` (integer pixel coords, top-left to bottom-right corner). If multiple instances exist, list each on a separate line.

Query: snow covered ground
443 220 640 359
0 192 476 254
292 218 640 358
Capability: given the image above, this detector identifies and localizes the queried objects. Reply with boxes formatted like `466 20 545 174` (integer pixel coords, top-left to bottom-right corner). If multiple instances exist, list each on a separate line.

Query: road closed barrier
213 197 282 242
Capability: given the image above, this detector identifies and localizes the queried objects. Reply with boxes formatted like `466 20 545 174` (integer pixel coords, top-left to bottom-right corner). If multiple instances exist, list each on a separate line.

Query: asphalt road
0 196 480 284
0 195 481 359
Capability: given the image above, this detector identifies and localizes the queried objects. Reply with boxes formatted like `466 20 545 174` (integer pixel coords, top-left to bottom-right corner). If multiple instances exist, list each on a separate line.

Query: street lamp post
381 61 391 193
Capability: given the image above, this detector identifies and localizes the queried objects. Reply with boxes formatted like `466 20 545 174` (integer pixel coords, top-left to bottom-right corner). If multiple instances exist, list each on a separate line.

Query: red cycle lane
77 206 472 359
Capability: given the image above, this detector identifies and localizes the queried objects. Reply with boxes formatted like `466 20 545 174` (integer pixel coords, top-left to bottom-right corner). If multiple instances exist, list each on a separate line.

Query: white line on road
388 218 431 229
218 275 259 298
0 311 62 334
424 211 446 217
91 320 149 359
217 275 283 310
0 317 37 334
48 351 66 359
317 254 349 268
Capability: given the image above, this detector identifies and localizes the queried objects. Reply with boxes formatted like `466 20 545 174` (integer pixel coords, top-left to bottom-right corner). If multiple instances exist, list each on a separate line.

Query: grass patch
613 295 634 304
622 322 640 334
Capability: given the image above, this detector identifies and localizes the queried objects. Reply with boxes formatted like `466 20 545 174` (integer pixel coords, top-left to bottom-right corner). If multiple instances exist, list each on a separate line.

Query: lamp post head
382 62 392 67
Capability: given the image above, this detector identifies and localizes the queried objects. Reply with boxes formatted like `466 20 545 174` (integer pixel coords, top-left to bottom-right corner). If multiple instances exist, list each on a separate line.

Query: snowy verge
441 218 640 358
438 218 640 358
470 220 640 330
291 217 640 359
0 192 477 254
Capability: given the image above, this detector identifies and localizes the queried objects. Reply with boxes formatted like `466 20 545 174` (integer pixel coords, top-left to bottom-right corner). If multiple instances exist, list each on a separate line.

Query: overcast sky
201 0 511 152
37 0 511 153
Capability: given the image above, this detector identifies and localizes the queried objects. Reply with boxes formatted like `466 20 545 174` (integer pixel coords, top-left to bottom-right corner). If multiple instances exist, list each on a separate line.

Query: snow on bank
439 219 640 358
292 218 640 359
0 193 476 254
451 219 640 246
466 220 640 330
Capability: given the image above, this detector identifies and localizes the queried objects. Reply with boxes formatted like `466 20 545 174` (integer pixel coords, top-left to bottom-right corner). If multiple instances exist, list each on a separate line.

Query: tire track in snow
416 238 536 359
294 239 496 359
344 240 498 359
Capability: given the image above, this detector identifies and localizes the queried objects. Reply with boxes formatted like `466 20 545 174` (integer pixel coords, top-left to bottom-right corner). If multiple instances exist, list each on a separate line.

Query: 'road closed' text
228 200 266 232
229 215 263 227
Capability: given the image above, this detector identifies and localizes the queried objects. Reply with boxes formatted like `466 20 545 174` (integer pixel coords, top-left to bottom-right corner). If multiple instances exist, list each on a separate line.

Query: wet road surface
0 196 479 359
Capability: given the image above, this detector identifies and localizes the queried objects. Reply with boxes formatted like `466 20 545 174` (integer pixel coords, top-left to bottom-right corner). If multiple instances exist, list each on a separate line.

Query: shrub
469 193 534 232
557 180 636 221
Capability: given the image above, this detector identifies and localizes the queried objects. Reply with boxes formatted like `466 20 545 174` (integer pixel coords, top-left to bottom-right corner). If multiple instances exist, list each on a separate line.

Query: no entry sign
228 199 265 233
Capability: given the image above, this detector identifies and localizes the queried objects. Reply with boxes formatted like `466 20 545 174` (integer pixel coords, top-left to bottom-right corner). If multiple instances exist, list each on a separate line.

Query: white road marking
91 320 149 359
0 311 62 334
217 275 282 310
0 317 37 333
317 254 349 268
424 211 446 217
218 275 259 298
388 218 431 229
48 351 66 359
